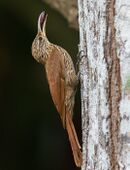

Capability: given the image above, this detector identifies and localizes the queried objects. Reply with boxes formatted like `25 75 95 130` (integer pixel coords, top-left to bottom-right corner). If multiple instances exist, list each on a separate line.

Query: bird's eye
39 37 43 41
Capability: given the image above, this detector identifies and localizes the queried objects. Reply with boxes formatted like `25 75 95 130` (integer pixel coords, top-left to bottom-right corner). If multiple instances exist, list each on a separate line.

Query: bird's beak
38 11 48 34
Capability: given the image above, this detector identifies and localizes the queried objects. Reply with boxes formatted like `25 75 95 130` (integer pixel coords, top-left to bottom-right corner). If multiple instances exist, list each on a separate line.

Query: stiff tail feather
66 113 82 167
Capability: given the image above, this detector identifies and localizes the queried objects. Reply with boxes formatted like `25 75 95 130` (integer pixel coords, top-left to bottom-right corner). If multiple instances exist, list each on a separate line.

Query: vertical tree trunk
77 0 130 170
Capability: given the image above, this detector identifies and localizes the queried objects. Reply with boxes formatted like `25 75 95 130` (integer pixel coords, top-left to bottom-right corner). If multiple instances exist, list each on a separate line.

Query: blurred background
0 0 81 170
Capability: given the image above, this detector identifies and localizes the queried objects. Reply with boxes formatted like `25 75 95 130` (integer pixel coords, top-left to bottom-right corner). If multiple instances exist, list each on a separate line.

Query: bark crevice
104 0 122 169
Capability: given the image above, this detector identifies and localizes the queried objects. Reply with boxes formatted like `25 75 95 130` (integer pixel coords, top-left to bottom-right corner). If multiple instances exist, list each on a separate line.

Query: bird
32 11 82 167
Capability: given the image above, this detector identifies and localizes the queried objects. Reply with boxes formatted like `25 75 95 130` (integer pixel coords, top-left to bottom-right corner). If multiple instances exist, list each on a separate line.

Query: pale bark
115 1 130 169
77 0 130 170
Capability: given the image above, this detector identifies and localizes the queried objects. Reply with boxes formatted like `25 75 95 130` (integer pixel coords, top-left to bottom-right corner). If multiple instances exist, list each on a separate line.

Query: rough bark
43 0 78 29
115 1 130 169
77 0 130 170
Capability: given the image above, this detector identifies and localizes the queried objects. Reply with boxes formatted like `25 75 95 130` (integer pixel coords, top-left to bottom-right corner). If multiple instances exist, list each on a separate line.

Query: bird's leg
75 50 87 79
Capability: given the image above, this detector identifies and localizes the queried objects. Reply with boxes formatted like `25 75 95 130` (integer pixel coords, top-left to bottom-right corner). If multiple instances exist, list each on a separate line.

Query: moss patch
125 76 130 90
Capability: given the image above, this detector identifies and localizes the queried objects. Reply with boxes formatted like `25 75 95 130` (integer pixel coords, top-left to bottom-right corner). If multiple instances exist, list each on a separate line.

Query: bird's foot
76 50 87 77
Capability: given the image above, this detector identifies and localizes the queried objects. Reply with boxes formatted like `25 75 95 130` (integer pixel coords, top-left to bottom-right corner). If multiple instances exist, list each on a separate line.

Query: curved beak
38 11 48 34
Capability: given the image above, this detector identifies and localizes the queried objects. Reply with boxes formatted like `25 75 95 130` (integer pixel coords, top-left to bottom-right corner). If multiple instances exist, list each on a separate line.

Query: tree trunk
77 0 130 170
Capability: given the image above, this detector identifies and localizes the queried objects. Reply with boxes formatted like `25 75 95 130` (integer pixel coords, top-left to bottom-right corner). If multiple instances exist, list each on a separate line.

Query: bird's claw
75 50 87 76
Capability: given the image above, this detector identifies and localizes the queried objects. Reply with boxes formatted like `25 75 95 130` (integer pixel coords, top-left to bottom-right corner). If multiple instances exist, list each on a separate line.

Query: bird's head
32 11 49 63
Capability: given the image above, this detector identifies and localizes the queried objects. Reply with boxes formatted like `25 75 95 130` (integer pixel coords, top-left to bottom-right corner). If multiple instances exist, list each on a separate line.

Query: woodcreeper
32 11 82 167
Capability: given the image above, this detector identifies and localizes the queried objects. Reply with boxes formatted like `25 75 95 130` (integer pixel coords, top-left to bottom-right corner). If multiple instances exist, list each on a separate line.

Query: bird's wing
45 51 66 127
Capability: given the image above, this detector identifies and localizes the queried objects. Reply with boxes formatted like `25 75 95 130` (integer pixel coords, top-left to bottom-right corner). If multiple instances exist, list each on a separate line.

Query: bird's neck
41 38 53 63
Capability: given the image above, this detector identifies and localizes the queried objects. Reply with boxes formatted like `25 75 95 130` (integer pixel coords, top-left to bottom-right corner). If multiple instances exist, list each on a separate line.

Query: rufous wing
45 52 65 127
44 49 82 167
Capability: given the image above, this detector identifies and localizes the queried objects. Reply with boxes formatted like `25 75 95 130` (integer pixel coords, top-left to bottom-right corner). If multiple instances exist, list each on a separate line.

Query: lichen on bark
77 0 130 169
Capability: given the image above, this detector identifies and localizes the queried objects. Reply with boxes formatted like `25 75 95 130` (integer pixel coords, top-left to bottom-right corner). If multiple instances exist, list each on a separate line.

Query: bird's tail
66 112 82 167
